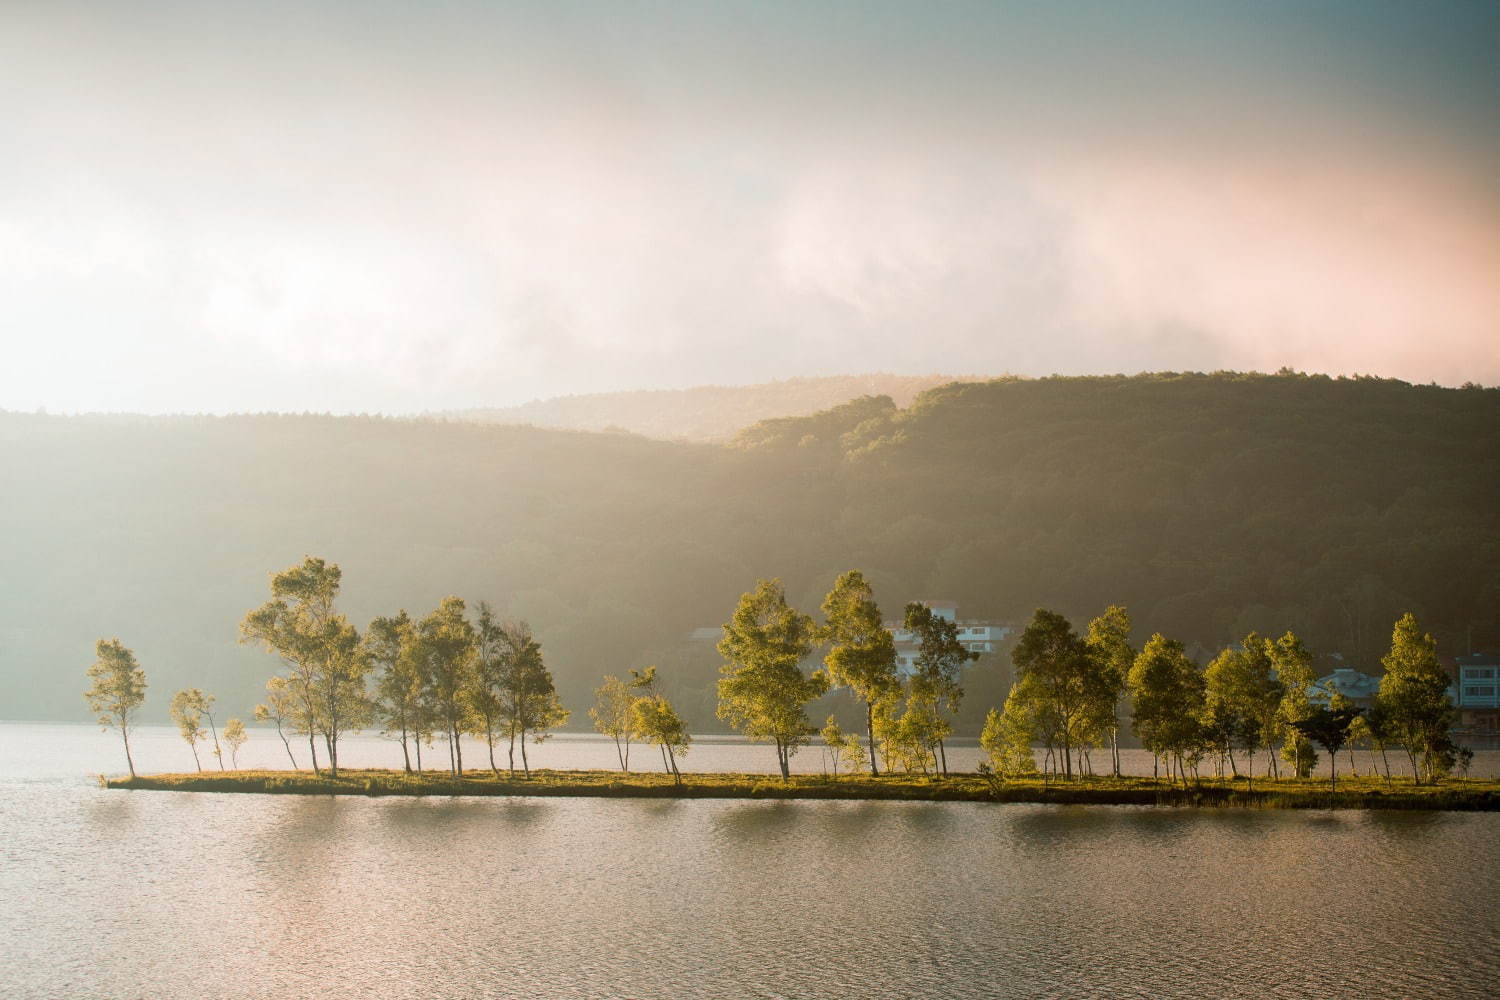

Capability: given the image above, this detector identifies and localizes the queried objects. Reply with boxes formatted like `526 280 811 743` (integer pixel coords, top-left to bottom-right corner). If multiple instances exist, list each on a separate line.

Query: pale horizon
3 1 1497 413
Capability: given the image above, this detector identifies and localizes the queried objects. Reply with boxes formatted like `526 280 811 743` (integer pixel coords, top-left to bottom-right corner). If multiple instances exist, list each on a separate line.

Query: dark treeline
13 371 1500 726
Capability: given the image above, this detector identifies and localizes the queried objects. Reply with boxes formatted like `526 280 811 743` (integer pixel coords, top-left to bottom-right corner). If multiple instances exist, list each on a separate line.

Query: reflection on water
2 724 1498 999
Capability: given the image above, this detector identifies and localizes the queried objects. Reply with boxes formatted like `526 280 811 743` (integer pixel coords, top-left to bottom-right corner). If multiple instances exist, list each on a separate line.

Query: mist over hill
4 372 1496 733
443 374 972 440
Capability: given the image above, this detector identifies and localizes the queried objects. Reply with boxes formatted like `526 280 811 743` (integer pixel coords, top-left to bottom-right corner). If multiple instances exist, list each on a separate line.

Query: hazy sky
3 1 1498 413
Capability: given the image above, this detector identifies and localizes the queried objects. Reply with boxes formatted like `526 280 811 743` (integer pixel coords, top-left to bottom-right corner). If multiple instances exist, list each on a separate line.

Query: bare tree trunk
521 728 530 777
866 701 880 776
488 724 499 776
190 741 202 772
508 724 516 774
939 740 948 777
274 719 298 769
400 725 412 774
1228 747 1238 777
415 738 423 773
308 732 320 776
454 724 464 777
206 714 225 771
1111 727 1121 778
121 721 136 778
1062 732 1073 780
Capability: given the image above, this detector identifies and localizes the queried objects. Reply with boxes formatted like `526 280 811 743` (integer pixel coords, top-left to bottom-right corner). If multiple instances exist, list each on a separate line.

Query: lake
3 722 1498 998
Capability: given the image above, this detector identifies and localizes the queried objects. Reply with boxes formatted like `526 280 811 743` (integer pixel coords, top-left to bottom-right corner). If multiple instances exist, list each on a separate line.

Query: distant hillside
3 372 1496 733
446 374 975 440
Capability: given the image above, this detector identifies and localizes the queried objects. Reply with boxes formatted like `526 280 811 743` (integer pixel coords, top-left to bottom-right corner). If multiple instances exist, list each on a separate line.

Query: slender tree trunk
669 750 681 786
308 732 320 776
1228 747 1238 777
190 741 202 772
415 738 423 773
488 725 499 777
274 719 298 769
400 724 412 774
614 735 625 771
1247 748 1254 793
207 715 225 771
624 737 630 773
1330 746 1338 791
454 724 464 777
866 701 880 777
521 728 530 777
939 740 948 777
121 721 136 778
1062 731 1073 780
1378 744 1393 789
508 724 516 774
1111 727 1121 778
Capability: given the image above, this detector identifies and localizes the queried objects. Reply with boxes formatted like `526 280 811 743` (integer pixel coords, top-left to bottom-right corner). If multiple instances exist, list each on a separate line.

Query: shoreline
104 769 1500 811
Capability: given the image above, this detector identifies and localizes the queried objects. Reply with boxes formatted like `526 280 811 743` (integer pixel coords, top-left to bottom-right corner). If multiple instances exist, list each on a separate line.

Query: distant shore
105 769 1500 811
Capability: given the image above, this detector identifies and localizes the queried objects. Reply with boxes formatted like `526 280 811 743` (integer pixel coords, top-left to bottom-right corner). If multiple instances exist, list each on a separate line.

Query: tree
1083 606 1134 777
170 688 210 772
902 602 978 776
1127 634 1206 788
470 603 511 776
84 638 146 778
496 620 569 777
1011 608 1097 780
223 717 248 769
240 556 371 777
1204 634 1284 780
590 674 637 772
632 692 691 786
820 571 901 776
1376 612 1457 784
820 715 866 777
1289 704 1363 791
1270 631 1318 779
716 579 828 780
365 610 423 773
254 675 303 770
979 696 1039 778
413 596 477 777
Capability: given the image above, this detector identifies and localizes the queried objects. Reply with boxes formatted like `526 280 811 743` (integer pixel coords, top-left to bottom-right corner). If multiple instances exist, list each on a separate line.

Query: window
1465 668 1495 680
1464 686 1496 698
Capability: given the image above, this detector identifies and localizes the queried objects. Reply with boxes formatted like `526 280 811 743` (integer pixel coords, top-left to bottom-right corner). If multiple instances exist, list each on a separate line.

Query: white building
887 600 1013 674
1310 667 1381 709
1455 653 1500 733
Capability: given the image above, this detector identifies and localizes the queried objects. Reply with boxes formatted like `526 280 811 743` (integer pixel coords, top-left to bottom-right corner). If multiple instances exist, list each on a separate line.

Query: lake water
4 723 1499 999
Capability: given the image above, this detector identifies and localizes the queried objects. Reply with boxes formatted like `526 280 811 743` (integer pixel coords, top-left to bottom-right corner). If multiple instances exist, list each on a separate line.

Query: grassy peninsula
106 769 1500 811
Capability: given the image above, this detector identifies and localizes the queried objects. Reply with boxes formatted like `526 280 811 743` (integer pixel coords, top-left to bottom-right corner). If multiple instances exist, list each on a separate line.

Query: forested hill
3 372 1496 730
444 374 969 440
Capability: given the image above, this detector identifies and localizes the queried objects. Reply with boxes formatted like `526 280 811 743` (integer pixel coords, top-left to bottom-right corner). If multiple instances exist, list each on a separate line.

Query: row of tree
983 608 1464 788
83 560 1468 788
85 557 575 780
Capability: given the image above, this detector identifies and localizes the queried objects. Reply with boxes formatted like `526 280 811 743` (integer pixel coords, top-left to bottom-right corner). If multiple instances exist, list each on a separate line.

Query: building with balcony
1455 653 1500 734
886 600 1014 675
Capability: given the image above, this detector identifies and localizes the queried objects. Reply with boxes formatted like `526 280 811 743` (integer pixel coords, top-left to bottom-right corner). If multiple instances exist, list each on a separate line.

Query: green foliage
590 674 637 771
1011 608 1105 779
84 637 146 777
631 692 691 784
819 715 867 776
239 557 370 776
980 700 1039 777
1127 634 1206 785
1290 704 1363 790
169 688 211 772
716 579 828 779
1377 612 1459 784
413 596 478 776
222 717 247 769
820 570 899 774
1270 631 1319 778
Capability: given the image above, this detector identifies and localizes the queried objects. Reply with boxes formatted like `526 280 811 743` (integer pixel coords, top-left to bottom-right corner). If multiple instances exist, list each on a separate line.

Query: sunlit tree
1270 631 1318 778
83 638 146 778
414 596 477 777
240 556 371 776
590 674 637 772
902 602 978 775
170 688 210 772
496 620 569 777
254 675 304 770
1376 612 1457 784
820 571 900 775
222 717 248 769
716 579 828 780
